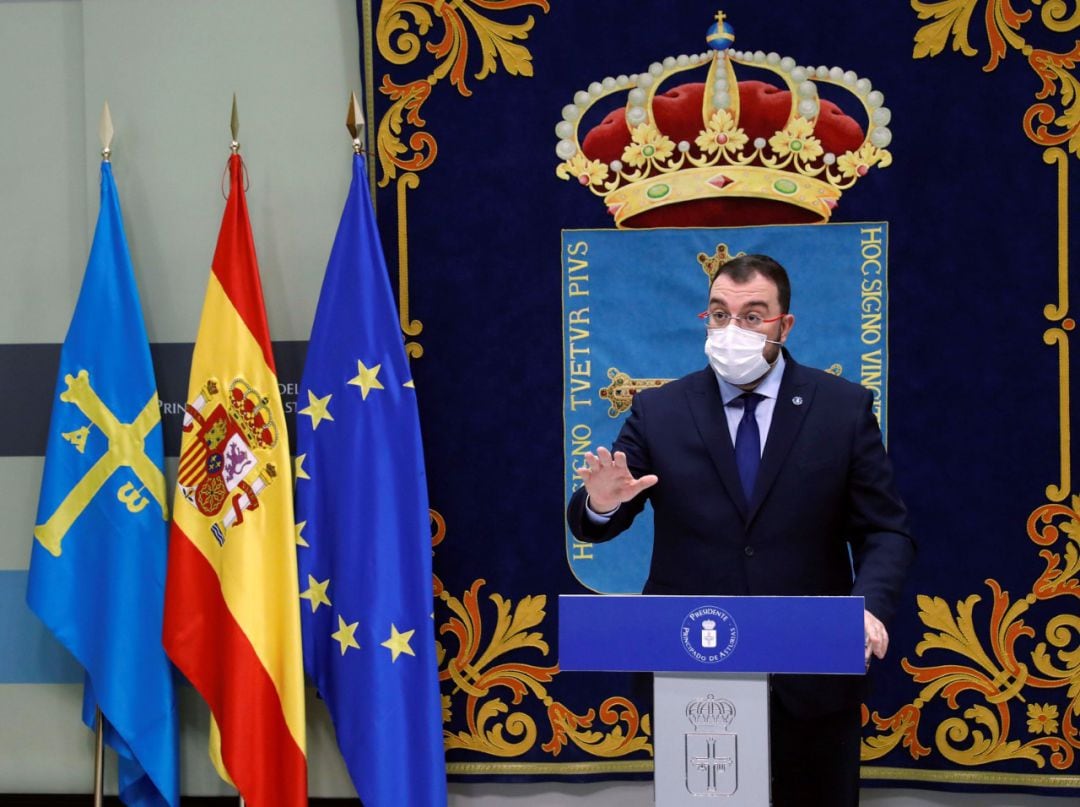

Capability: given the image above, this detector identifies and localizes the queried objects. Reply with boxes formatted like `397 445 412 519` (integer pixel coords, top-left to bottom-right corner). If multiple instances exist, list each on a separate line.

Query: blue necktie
734 393 763 502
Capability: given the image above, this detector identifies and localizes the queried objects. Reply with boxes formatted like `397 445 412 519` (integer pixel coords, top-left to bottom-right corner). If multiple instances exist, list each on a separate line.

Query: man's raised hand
575 446 659 514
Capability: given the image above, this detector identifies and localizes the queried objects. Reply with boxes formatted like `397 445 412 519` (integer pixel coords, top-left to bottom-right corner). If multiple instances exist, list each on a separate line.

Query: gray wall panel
0 458 43 569
0 0 87 344
79 0 359 345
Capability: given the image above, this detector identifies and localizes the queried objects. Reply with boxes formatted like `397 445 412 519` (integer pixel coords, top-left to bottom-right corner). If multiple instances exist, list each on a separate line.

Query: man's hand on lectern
576 446 659 514
864 609 888 665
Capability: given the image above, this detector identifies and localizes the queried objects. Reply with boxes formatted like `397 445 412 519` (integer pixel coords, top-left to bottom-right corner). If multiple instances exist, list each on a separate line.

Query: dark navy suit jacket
567 355 915 717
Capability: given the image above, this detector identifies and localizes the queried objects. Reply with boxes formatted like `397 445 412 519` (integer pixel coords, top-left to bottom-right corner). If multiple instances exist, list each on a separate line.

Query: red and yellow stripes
164 155 306 806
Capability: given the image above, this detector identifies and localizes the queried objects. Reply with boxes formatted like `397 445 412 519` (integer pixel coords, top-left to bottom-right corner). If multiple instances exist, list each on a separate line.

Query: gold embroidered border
862 765 1080 789
362 0 377 201
1044 148 1072 502
447 761 654 775
397 173 422 358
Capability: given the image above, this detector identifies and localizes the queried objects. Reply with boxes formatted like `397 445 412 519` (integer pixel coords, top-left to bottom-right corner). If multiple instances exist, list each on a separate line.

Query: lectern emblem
685 694 738 796
680 606 738 663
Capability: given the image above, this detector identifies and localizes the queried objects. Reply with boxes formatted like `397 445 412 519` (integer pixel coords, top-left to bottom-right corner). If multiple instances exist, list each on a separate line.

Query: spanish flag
163 154 307 806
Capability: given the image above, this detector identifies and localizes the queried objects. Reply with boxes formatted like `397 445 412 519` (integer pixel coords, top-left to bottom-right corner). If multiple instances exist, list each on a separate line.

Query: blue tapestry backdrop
355 0 1080 794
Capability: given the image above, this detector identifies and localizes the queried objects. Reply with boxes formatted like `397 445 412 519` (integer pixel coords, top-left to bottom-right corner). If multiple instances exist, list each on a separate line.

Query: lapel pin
792 396 803 406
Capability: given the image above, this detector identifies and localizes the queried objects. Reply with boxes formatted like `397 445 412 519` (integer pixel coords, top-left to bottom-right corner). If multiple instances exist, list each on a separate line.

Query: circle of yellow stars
295 354 421 664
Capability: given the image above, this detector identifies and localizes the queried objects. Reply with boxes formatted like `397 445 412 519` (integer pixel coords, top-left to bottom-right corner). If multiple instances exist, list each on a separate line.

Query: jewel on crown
555 10 893 228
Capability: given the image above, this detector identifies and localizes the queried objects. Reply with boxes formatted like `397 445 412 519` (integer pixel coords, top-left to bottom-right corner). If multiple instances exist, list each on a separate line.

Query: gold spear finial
99 101 114 162
346 92 365 154
230 93 240 154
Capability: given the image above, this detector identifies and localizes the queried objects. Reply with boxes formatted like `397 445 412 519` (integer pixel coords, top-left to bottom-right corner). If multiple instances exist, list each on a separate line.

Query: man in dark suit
567 254 915 806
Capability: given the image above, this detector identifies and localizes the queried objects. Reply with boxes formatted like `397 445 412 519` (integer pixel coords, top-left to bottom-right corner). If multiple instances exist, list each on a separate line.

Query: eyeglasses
698 310 784 330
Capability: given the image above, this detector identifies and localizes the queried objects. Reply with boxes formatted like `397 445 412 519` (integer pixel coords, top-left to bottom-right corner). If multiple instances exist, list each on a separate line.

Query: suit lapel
685 368 748 518
747 358 815 525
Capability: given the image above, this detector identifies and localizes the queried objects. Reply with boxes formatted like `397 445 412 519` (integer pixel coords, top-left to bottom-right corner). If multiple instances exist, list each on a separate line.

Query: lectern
558 595 865 806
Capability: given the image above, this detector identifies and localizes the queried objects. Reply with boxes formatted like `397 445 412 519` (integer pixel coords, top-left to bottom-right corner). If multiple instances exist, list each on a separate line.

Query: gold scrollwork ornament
430 511 652 769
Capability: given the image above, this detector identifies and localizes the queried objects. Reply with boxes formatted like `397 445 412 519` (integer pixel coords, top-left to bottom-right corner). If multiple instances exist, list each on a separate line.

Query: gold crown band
603 166 840 228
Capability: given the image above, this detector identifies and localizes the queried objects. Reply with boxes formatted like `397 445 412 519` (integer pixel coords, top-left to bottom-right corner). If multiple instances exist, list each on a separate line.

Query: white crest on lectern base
685 693 738 797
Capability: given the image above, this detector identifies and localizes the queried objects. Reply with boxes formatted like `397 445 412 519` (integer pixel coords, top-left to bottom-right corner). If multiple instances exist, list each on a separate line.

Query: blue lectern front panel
558 595 865 675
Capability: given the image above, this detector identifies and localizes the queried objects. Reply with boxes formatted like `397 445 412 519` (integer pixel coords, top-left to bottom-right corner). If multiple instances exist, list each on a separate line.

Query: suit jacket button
744 545 754 557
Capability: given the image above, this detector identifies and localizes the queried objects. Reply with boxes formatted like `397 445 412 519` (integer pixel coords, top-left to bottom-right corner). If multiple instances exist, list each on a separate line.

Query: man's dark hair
709 254 791 313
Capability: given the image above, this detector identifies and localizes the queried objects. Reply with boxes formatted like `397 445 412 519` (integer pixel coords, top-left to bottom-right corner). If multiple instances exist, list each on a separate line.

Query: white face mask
704 326 781 386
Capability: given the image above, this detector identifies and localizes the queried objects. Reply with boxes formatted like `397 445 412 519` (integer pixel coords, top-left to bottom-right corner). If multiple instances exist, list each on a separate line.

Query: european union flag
296 152 447 805
27 161 179 807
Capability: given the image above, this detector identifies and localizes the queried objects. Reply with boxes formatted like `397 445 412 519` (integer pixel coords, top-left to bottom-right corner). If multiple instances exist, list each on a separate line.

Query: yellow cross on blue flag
27 161 178 807
295 152 447 805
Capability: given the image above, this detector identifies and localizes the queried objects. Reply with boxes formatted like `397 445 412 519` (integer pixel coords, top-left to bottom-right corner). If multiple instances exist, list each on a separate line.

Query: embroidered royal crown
555 10 893 228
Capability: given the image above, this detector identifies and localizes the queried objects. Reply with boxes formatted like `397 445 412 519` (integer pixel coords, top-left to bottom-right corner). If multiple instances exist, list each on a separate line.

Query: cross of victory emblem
34 370 167 557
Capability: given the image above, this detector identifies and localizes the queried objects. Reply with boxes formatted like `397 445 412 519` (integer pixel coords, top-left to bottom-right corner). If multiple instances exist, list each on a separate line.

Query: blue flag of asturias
296 152 447 805
27 161 179 807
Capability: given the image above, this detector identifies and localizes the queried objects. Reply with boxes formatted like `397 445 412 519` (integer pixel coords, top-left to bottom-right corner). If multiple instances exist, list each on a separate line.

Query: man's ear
780 313 795 342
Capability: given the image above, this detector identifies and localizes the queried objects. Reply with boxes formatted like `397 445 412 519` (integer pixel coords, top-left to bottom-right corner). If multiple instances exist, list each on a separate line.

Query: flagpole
100 100 113 164
231 93 241 156
347 91 365 154
91 103 112 807
230 95 242 807
93 708 105 807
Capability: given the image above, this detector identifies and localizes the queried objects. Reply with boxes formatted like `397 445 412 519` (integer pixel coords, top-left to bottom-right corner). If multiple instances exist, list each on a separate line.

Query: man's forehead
709 273 780 304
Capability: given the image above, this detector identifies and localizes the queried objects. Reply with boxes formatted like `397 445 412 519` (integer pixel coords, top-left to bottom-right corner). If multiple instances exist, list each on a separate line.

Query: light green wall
79 0 358 344
1 0 361 797
1 0 87 343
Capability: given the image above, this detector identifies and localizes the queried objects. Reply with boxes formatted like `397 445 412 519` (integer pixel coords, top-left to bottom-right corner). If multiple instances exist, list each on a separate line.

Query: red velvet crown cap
581 81 866 228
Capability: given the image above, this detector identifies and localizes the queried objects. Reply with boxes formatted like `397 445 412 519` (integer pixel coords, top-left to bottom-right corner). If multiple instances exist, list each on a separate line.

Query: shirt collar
716 351 787 406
